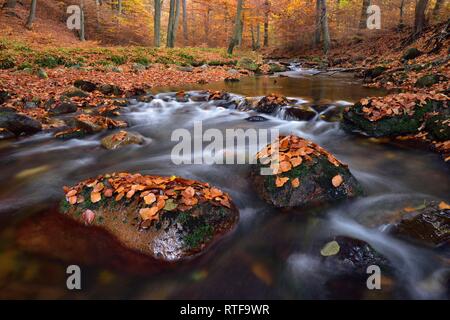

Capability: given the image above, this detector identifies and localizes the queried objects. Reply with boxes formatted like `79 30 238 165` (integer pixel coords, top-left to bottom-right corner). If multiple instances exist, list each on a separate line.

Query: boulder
60 173 239 261
74 80 97 92
37 68 48 79
175 91 189 103
251 135 362 208
391 202 449 248
237 57 260 72
207 91 230 101
254 94 290 114
284 107 317 121
402 48 422 61
72 114 127 134
0 127 15 140
364 66 387 80
48 102 78 116
320 236 391 275
268 62 288 73
98 84 123 96
101 130 145 150
0 112 42 136
0 90 10 105
425 110 450 141
415 74 447 88
61 88 88 99
245 116 269 122
342 95 446 137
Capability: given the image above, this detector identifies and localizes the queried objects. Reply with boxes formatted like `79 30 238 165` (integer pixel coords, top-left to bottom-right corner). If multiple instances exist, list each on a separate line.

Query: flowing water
0 68 449 299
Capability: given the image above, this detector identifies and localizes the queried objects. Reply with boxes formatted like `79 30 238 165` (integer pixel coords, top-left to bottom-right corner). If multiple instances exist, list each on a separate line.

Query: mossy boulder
0 112 42 136
268 62 288 73
101 130 145 150
342 99 443 137
237 57 260 72
60 173 239 261
61 88 89 99
426 110 450 141
391 202 449 248
415 74 447 88
402 48 422 61
98 84 123 96
251 135 362 208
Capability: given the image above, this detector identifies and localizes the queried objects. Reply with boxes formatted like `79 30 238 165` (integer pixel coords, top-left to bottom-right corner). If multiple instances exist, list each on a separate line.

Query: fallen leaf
291 178 300 188
275 176 289 187
439 201 450 210
139 207 159 221
332 175 343 187
91 191 101 203
320 241 340 257
82 209 95 225
144 193 156 205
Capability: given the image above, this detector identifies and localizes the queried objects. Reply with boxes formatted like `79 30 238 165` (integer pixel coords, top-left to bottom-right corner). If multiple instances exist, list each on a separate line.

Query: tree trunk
204 5 211 46
358 0 371 29
227 0 244 54
319 0 331 54
25 0 37 30
399 0 405 27
79 0 85 41
314 0 321 47
432 0 445 18
256 22 261 49
95 0 101 31
154 0 162 47
4 0 16 9
182 0 188 45
167 0 176 47
414 0 429 35
263 0 269 47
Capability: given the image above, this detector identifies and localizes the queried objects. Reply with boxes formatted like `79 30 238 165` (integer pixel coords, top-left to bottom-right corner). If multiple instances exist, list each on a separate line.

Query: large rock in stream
251 135 362 208
391 202 449 248
56 173 239 262
0 111 42 136
342 93 448 137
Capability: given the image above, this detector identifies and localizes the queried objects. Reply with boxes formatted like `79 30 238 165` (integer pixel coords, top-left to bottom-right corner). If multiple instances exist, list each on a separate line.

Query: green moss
133 56 150 67
109 55 127 65
184 224 213 249
0 57 15 69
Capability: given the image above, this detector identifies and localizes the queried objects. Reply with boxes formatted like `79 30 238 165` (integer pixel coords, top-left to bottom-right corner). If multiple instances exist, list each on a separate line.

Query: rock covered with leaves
343 93 448 137
101 130 145 150
251 135 362 208
60 172 239 261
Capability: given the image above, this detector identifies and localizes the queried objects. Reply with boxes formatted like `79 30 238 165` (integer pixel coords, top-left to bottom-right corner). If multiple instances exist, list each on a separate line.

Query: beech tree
414 0 429 35
167 0 181 48
154 0 162 47
228 0 244 54
25 0 37 30
358 0 371 29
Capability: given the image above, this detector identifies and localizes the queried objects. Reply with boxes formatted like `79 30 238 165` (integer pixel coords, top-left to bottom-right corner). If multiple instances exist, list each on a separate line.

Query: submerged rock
98 84 123 96
60 173 239 261
0 112 42 136
61 88 88 99
245 115 269 122
73 114 127 133
321 236 391 275
251 135 362 208
101 130 145 150
284 107 317 121
391 202 449 248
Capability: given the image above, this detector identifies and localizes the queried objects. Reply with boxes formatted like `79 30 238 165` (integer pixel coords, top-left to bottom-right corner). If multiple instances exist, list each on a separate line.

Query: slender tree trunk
95 0 101 31
414 0 429 35
79 0 85 41
182 0 188 45
263 0 269 47
154 0 162 47
25 0 37 30
256 22 260 49
319 0 330 54
228 0 244 54
251 24 256 50
167 0 175 47
4 0 16 9
167 0 181 48
432 0 445 18
314 0 321 47
238 13 244 46
399 0 405 27
358 0 371 29
204 5 211 45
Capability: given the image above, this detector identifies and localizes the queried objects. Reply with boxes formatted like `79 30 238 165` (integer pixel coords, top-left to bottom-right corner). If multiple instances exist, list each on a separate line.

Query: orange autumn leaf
438 201 450 210
139 207 159 221
66 189 77 197
280 161 292 173
290 157 302 167
275 176 289 187
144 193 156 205
91 191 101 203
291 178 300 188
126 189 135 199
68 195 77 205
332 175 343 187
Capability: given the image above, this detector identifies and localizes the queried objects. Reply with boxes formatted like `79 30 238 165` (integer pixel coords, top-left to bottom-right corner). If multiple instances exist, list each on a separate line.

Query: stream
0 67 449 299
